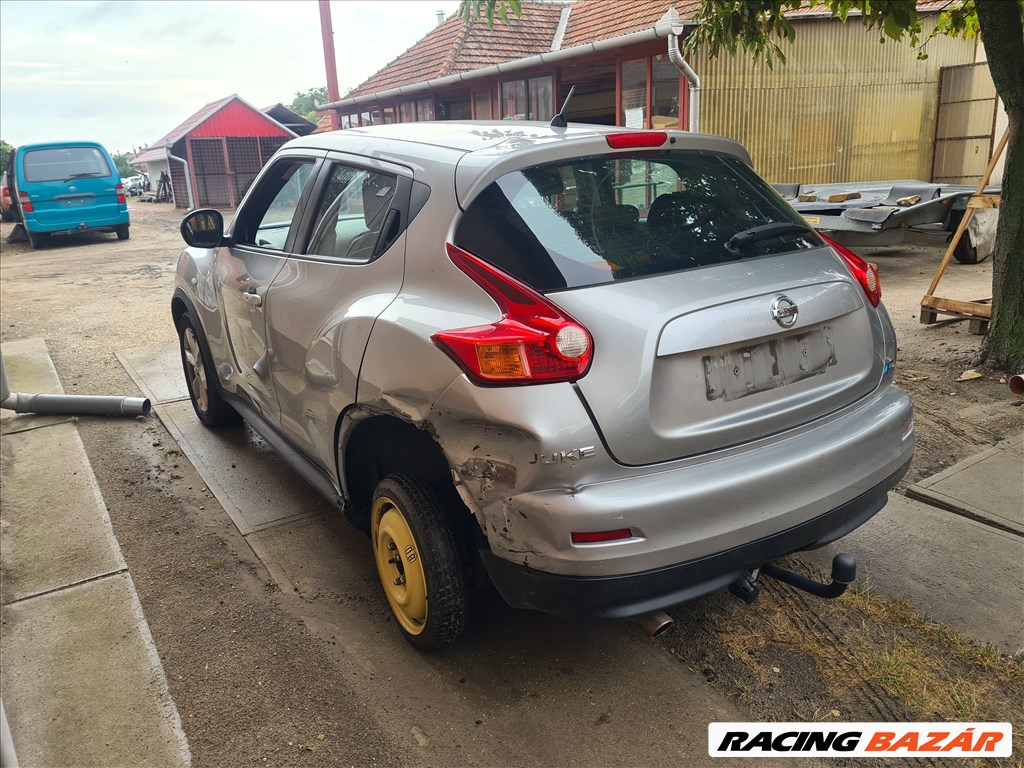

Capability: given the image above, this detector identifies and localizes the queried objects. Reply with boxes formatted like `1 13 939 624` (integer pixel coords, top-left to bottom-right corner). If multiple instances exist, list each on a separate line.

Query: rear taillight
18 191 33 213
605 131 667 149
821 233 881 307
431 244 593 386
116 182 126 204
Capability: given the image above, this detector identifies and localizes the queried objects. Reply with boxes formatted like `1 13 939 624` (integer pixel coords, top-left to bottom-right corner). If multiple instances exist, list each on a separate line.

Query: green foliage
289 86 329 121
458 0 522 26
0 139 12 172
111 152 134 178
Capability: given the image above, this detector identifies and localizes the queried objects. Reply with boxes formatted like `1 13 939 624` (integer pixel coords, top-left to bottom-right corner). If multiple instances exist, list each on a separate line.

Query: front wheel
177 310 240 427
371 474 468 650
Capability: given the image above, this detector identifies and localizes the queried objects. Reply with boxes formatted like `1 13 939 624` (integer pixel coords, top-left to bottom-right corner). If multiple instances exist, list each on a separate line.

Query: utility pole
319 0 341 129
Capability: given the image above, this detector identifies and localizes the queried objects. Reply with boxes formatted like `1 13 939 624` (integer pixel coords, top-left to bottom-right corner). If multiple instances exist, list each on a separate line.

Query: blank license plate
703 326 836 402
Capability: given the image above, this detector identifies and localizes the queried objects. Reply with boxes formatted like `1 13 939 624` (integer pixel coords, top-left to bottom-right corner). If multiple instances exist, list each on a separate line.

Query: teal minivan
7 141 130 248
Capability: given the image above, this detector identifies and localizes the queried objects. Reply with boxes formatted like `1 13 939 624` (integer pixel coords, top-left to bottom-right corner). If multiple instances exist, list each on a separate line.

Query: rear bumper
481 457 911 620
26 211 129 234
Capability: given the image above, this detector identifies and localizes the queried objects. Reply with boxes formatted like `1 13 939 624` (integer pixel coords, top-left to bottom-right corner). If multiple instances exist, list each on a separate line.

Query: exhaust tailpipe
1009 374 1024 397
634 610 673 637
1 346 151 417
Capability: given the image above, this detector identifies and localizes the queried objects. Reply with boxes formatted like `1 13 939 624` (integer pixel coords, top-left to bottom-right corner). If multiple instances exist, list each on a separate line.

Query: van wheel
116 225 130 241
177 310 240 427
27 231 48 249
371 474 468 650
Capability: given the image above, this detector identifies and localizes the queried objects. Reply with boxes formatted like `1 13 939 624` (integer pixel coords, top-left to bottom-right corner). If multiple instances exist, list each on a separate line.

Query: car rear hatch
453 146 884 465
21 145 122 228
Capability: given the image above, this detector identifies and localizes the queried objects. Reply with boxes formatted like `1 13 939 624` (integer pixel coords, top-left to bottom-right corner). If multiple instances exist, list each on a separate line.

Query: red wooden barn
133 95 297 209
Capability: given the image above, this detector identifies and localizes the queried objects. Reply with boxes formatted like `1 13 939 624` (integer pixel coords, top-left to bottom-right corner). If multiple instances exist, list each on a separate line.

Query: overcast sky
0 0 463 155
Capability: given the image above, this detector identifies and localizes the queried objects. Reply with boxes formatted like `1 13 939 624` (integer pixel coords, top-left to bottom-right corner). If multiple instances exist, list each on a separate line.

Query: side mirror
180 209 225 248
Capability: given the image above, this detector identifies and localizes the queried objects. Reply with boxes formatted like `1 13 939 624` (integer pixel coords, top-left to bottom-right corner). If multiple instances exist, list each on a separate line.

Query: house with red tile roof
322 1 992 185
132 95 297 209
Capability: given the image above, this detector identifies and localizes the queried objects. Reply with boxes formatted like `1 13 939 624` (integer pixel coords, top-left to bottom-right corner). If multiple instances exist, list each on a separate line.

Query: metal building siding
692 16 977 183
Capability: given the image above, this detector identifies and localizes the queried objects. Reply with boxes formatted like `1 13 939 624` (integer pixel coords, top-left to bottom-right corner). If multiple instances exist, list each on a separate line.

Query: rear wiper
726 222 813 253
65 172 101 180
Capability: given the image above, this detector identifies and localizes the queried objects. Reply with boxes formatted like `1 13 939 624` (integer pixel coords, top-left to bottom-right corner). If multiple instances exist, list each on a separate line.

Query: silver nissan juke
173 120 914 649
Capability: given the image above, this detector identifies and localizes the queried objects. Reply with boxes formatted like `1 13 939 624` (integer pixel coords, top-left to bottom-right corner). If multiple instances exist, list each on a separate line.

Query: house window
341 114 355 129
651 55 680 129
473 90 490 119
439 93 472 120
621 58 647 128
501 74 553 120
417 97 435 121
360 111 370 126
618 55 682 130
383 107 396 124
528 76 554 121
400 102 416 122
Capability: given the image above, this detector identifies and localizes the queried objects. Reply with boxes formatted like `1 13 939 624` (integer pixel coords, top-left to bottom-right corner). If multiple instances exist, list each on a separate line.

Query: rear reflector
605 131 667 149
571 529 632 544
18 191 33 213
432 244 593 386
821 233 881 307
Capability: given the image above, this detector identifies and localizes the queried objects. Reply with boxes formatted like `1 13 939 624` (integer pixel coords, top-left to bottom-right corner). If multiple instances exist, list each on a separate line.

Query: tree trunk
976 0 1024 371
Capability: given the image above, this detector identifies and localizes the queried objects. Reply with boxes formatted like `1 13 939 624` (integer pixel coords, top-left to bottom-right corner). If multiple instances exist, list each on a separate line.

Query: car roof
17 141 110 151
287 120 747 157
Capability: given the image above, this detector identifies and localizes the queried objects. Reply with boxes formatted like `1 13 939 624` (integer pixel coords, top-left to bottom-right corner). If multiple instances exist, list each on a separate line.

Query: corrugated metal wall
692 16 977 183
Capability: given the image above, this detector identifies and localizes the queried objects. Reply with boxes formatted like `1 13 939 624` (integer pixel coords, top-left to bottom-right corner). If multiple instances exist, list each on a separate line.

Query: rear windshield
454 151 821 292
23 147 113 183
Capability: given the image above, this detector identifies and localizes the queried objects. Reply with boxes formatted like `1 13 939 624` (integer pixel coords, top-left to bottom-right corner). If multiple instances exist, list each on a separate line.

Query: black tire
176 310 241 427
116 224 130 241
27 230 48 249
371 474 468 650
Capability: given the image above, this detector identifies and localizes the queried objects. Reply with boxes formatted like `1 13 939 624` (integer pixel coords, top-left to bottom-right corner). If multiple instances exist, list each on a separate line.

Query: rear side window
306 163 399 261
454 151 821 292
22 147 113 183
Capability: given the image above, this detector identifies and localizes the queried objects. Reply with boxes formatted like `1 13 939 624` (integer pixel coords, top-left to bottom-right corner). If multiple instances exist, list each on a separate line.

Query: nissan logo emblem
771 295 799 327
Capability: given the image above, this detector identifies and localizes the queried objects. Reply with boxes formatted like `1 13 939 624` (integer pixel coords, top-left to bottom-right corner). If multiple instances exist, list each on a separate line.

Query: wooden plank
923 127 1009 299
920 295 993 317
967 194 1001 209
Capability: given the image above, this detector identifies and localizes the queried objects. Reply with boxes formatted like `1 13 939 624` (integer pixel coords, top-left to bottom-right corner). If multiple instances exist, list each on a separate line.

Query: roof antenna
549 85 576 128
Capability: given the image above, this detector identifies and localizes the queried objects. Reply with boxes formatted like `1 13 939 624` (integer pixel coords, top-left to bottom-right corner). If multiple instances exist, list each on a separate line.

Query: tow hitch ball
728 554 857 604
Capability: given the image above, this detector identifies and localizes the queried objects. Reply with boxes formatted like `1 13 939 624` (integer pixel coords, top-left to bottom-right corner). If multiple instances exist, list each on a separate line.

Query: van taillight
431 244 593 386
821 233 881 307
116 183 126 204
18 191 33 213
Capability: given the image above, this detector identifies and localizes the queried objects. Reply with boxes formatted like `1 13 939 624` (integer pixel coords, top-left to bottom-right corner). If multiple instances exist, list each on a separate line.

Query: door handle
242 290 263 307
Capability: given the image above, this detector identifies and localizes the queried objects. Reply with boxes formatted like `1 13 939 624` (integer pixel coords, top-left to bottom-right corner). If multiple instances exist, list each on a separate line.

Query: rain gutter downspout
660 8 701 133
1 346 151 417
166 144 195 211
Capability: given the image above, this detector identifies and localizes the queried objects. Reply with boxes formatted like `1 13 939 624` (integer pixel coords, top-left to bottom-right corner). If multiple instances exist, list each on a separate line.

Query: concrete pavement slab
116 344 188 405
156 399 333 534
800 493 1024 655
0 423 125 604
2 575 191 768
1 337 190 767
906 433 1023 535
0 338 69 434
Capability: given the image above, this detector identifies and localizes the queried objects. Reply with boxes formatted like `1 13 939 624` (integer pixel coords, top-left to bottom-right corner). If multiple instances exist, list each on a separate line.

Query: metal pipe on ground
634 610 674 637
0 347 151 417
1009 374 1024 396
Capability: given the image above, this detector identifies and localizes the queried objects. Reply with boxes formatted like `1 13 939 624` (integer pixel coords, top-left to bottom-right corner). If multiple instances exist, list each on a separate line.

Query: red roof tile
349 4 565 97
559 0 700 49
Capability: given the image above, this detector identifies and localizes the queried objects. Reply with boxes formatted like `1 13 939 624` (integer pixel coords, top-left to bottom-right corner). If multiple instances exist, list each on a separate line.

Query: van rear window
454 151 821 293
23 147 113 183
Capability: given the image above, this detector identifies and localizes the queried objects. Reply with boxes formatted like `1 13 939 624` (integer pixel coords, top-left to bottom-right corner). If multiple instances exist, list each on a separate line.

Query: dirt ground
1 202 1021 767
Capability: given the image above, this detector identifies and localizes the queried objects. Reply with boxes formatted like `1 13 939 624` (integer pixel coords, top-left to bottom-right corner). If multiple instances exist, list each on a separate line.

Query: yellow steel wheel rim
372 496 428 636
